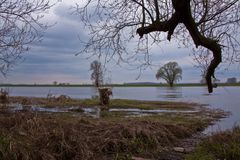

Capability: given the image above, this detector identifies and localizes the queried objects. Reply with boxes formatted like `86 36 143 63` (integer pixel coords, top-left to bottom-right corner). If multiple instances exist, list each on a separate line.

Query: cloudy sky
1 0 239 84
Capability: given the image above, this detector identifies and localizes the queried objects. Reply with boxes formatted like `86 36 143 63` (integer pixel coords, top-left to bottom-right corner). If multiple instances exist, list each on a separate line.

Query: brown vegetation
0 89 8 103
8 96 86 108
0 112 194 160
0 97 229 159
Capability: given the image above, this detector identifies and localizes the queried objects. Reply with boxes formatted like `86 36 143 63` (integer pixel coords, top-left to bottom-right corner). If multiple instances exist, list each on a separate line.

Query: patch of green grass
81 98 99 106
0 135 15 160
185 126 240 160
109 99 194 110
100 110 128 118
114 153 133 160
130 134 157 153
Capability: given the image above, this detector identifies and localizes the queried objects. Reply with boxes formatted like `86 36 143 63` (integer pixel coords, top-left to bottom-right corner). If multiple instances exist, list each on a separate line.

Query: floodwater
3 104 199 119
2 86 240 133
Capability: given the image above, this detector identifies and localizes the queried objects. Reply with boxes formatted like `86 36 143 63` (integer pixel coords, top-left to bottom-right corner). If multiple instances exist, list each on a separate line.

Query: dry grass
8 96 91 107
0 111 207 160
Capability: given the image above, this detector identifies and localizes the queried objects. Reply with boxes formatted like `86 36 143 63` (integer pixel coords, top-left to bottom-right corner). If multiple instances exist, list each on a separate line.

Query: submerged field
0 97 229 160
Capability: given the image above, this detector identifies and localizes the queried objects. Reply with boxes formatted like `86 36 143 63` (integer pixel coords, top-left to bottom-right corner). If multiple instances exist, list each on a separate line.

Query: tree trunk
98 87 112 106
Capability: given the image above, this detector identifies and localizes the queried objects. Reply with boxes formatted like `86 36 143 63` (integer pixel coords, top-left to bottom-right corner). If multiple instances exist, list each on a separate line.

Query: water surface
2 86 240 133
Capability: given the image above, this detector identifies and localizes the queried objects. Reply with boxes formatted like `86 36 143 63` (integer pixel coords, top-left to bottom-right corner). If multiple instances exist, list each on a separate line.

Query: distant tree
90 60 103 87
0 0 52 75
156 62 182 87
53 81 58 85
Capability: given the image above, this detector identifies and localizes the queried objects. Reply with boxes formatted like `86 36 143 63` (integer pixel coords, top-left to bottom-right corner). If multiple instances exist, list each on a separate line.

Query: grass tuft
186 126 240 160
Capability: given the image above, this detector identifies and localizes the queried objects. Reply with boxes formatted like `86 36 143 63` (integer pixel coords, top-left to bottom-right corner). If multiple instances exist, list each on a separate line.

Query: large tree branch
136 13 179 39
178 0 222 93
137 0 222 93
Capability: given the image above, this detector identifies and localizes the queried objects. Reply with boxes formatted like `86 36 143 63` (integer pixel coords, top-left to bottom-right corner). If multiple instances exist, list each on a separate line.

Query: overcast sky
1 0 239 84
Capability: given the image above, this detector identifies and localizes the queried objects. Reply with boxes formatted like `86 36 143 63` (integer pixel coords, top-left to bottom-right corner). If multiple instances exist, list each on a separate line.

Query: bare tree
156 62 182 87
193 49 212 81
74 0 240 93
90 60 103 87
0 0 52 75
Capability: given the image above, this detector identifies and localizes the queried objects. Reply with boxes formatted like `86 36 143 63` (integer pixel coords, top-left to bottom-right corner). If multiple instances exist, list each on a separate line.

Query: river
3 86 240 133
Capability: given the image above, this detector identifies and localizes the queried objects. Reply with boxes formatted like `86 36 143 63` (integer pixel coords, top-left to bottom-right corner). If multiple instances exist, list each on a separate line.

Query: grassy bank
9 96 197 110
0 97 228 160
186 126 240 160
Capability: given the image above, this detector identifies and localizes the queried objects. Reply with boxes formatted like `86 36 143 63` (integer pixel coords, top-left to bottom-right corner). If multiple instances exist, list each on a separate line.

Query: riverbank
0 97 229 160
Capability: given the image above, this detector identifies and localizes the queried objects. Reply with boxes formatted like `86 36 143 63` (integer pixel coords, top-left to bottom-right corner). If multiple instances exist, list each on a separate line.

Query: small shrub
0 136 15 160
0 89 8 103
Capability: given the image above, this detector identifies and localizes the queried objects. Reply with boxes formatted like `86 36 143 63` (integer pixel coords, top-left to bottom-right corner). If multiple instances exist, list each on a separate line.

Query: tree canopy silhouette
0 0 51 75
75 0 240 93
156 62 182 87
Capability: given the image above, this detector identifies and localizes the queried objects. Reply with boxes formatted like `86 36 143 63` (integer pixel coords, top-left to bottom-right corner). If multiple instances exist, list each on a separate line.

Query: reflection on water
156 87 183 99
0 104 101 118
